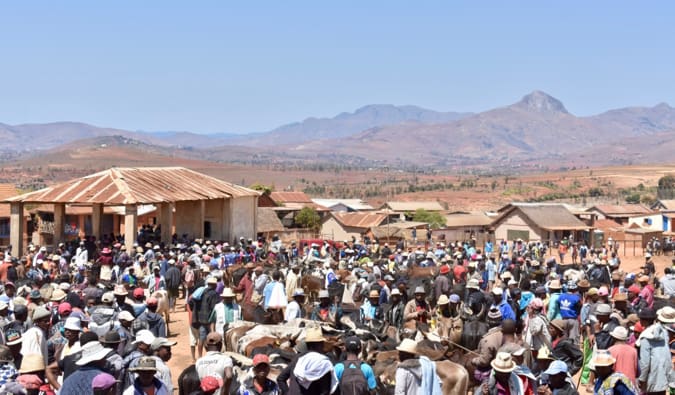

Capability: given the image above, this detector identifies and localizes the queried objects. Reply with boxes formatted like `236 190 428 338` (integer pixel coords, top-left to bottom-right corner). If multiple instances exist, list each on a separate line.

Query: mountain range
2 91 675 169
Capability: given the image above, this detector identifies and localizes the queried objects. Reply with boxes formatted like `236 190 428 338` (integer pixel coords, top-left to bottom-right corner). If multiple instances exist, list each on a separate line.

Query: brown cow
301 275 322 303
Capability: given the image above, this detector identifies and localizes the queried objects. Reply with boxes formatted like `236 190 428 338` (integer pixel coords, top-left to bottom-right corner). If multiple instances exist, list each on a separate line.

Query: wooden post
9 203 24 256
124 205 137 253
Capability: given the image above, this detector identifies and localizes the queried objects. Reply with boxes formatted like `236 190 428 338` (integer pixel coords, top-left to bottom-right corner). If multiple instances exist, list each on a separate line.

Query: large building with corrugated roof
2 167 260 254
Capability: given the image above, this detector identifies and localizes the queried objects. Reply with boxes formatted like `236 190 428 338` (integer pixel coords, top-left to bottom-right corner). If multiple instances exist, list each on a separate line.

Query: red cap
133 288 145 298
147 297 158 306
200 376 223 392
628 285 641 295
253 354 270 366
439 265 450 275
58 302 72 315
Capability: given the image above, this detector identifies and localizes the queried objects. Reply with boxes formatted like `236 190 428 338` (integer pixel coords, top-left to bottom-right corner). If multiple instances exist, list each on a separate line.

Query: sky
0 2 674 134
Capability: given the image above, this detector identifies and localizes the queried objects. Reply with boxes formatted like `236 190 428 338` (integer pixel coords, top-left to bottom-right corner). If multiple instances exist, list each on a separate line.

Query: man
280 326 335 395
285 289 305 322
659 267 675 298
123 330 156 389
472 316 514 381
557 281 581 345
359 290 384 326
537 360 578 395
394 338 442 394
384 288 404 329
164 259 182 313
150 337 176 394
136 297 167 337
637 307 671 394
286 264 301 302
195 332 234 394
46 331 99 388
638 275 655 309
117 311 135 355
209 288 242 336
20 306 50 366
192 277 220 357
435 265 452 304
334 336 377 394
239 354 280 395
608 326 638 387
548 319 582 376
311 290 343 326
124 356 170 395
466 278 488 320
478 352 524 395
546 280 563 321
490 287 515 321
233 262 255 305
591 351 638 395
60 341 112 393
524 298 551 354
403 286 431 331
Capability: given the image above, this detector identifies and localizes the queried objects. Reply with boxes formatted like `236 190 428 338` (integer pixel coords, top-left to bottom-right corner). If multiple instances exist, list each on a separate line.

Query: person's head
368 290 380 306
396 339 418 362
414 287 426 303
486 307 503 328
252 354 271 382
31 307 51 332
206 277 218 289
305 327 326 352
490 352 516 384
4 282 15 297
221 288 236 304
118 311 134 328
591 351 616 379
491 287 503 305
132 357 158 386
390 288 402 304
151 338 175 362
272 271 281 282
133 330 156 355
549 320 565 339
543 361 569 389
318 290 330 306
205 332 223 351
639 308 656 328
292 289 306 304
146 297 158 313
595 304 612 324
63 317 82 344
501 319 516 336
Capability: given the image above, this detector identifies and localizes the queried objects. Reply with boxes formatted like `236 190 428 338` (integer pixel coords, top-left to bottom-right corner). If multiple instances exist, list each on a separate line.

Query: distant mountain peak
513 90 569 114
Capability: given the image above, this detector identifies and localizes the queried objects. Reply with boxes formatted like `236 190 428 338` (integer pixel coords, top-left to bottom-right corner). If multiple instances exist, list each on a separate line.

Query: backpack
339 359 369 395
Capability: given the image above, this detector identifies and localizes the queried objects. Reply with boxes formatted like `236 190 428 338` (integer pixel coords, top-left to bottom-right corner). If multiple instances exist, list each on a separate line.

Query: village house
320 212 388 242
586 204 652 225
258 191 329 228
311 198 374 212
491 203 591 244
379 201 445 221
433 211 494 246
650 199 675 232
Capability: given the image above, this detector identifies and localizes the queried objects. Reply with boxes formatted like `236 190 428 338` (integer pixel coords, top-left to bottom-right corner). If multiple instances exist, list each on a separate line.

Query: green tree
658 175 675 199
412 209 447 229
625 193 641 204
295 207 321 231
249 183 273 195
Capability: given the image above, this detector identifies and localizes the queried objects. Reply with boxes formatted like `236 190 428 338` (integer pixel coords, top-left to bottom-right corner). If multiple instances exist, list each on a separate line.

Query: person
93 372 118 395
16 353 54 395
135 296 167 338
547 280 563 321
238 354 280 395
334 336 377 394
536 360 578 395
285 289 305 322
192 277 221 357
287 326 338 395
233 263 255 305
20 306 50 366
311 290 343 326
164 259 182 313
385 288 404 329
524 298 551 355
476 352 524 395
557 282 581 345
359 290 384 326
150 337 176 394
491 287 516 321
285 264 301 302
435 265 452 302
591 350 637 395
607 326 638 387
0 345 18 387
636 307 672 394
123 330 156 389
60 341 112 393
209 288 242 336
549 319 582 376
124 356 170 395
404 286 431 331
195 332 234 394
395 338 442 395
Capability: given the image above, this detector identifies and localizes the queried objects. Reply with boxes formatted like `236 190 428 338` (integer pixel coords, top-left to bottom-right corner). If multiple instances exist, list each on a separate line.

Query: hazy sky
1 2 673 134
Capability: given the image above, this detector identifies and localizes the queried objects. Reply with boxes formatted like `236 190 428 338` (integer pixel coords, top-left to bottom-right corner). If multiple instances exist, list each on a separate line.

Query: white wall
231 196 257 241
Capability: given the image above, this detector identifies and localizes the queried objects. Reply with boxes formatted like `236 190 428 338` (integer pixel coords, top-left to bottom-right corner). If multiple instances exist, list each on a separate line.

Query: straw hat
550 319 566 333
305 327 326 343
113 285 128 296
491 352 517 373
549 280 562 290
612 292 627 302
18 354 45 373
437 295 450 306
396 339 418 354
76 341 112 366
221 288 235 298
658 306 675 324
536 346 554 361
609 326 629 341
32 306 50 321
591 350 616 367
50 289 67 302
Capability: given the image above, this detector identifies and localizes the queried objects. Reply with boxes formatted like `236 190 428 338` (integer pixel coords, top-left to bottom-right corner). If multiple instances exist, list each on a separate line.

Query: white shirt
20 327 47 366
196 351 233 394
285 300 302 322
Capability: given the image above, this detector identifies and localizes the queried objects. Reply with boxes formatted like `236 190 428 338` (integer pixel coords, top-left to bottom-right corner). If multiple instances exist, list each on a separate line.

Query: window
0 219 9 237
506 229 530 241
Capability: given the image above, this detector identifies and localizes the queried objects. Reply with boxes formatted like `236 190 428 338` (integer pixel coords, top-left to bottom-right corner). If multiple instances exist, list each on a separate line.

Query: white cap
133 330 156 345
118 311 135 322
64 317 82 331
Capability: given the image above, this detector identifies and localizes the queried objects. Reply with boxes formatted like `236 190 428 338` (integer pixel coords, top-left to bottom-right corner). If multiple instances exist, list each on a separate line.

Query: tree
658 175 675 199
249 183 273 195
295 207 321 231
412 209 447 229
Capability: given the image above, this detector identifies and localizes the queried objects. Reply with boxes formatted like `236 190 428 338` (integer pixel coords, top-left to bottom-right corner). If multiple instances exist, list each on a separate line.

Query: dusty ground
162 252 673 393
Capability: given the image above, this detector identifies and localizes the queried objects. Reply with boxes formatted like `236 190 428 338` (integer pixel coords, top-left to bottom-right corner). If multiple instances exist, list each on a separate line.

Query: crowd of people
0 234 673 395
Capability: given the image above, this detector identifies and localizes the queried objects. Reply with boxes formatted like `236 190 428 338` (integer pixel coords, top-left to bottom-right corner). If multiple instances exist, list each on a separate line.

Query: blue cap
543 360 568 375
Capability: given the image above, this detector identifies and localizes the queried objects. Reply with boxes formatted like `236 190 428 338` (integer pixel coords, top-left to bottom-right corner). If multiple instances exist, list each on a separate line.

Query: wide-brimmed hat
609 326 629 341
548 280 562 290
536 346 554 361
76 341 112 366
305 327 326 343
396 339 418 354
437 295 449 305
18 354 45 373
577 279 591 289
113 286 128 296
414 286 426 294
612 292 627 302
658 306 675 323
101 331 122 344
591 350 616 367
50 289 67 302
221 288 235 298
491 352 517 373
32 306 50 321
129 356 158 372
550 319 565 333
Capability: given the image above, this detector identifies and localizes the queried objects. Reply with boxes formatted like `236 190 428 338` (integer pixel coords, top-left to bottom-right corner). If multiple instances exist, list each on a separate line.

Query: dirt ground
162 253 673 393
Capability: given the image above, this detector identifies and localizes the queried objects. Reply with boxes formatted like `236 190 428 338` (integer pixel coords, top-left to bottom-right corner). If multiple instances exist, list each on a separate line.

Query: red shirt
453 265 467 283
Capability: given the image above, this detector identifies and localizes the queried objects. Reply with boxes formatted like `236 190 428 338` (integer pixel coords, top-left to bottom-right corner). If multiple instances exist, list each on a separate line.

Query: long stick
442 338 482 357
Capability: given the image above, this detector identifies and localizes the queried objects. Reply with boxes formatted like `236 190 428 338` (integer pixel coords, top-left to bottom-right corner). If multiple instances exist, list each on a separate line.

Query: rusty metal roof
3 167 260 205
332 212 388 228
270 191 313 203
588 204 652 216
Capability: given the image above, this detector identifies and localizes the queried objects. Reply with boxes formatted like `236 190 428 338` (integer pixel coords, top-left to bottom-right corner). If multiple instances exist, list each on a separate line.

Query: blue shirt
61 366 105 394
557 292 581 319
334 360 377 390
496 300 516 321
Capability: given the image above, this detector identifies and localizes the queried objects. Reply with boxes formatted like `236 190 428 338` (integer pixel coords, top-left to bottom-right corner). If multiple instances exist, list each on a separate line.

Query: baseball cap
118 311 135 322
206 332 223 346
132 330 156 345
345 336 361 353
92 373 117 390
543 360 568 375
252 354 270 367
151 337 177 351
146 297 158 306
133 288 145 298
